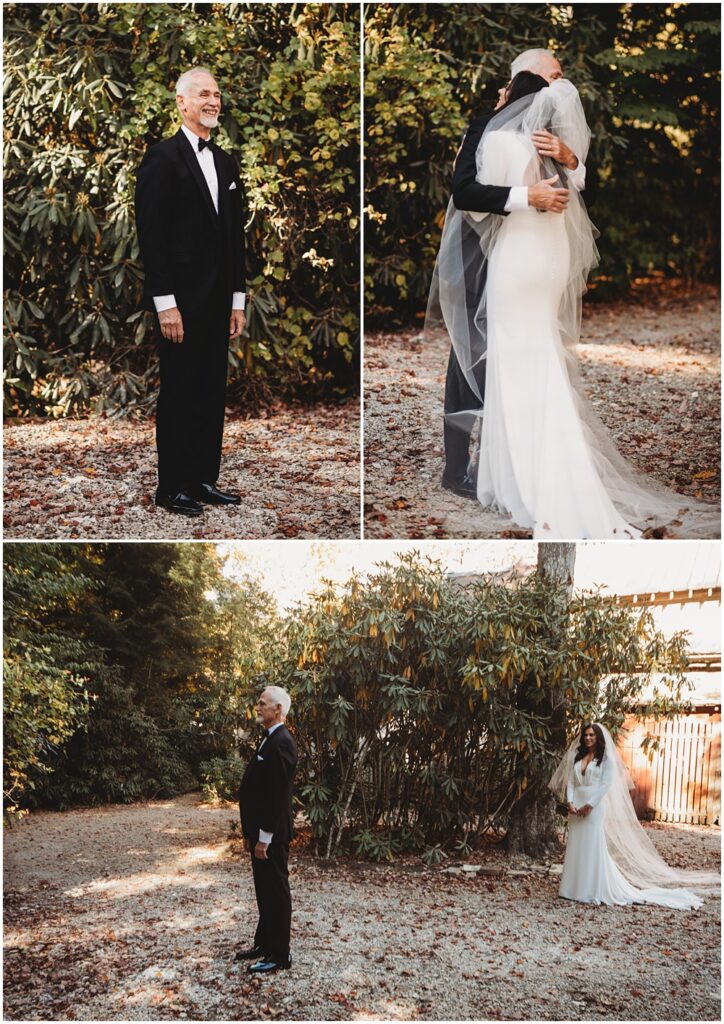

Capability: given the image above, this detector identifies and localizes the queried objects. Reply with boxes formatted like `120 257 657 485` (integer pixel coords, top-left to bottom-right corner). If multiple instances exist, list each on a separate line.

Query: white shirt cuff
504 186 529 212
567 159 586 192
232 291 246 310
258 829 273 845
153 294 177 313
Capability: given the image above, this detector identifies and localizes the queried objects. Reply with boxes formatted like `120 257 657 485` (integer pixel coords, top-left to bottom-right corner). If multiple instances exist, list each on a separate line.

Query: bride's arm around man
452 48 591 218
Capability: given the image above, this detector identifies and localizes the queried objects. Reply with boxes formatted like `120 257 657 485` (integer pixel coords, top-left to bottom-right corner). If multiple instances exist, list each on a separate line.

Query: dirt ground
3 401 359 540
364 284 721 539
4 793 720 1021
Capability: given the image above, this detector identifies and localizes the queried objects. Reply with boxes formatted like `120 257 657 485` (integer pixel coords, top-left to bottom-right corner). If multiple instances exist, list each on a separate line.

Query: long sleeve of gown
566 765 575 804
587 755 614 808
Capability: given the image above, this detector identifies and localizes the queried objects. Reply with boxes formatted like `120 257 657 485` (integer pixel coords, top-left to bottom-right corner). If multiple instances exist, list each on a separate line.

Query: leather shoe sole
247 959 291 974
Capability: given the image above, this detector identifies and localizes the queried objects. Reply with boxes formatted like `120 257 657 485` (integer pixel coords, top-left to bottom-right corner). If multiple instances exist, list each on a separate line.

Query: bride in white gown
426 75 719 539
549 722 719 909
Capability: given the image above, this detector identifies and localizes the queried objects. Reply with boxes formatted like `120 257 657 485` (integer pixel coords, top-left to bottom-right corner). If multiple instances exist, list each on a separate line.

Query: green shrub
277 555 691 859
200 756 246 803
4 2 360 417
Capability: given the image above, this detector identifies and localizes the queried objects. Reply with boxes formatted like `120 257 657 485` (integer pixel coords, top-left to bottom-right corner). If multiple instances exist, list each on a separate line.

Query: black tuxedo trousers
250 839 292 961
443 221 488 481
155 279 230 493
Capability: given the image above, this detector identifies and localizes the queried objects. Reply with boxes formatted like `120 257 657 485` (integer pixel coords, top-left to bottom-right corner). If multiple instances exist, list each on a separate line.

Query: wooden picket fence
618 712 721 826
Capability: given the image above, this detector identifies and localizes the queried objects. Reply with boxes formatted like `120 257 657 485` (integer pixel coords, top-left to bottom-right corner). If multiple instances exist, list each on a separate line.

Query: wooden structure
619 710 721 825
615 582 721 826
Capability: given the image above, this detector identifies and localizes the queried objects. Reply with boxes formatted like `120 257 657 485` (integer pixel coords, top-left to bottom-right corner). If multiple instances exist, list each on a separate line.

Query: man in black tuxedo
442 48 591 500
135 67 246 517
237 685 298 974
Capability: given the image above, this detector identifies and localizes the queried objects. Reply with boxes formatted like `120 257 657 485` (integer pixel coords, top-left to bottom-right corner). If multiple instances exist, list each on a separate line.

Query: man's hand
158 306 184 344
528 175 569 213
532 129 578 170
578 804 593 818
230 309 246 340
567 802 579 816
254 841 269 860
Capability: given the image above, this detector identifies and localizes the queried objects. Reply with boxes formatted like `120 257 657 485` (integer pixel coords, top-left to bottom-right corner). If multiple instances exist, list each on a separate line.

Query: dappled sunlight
578 342 718 377
62 838 233 899
178 843 229 866
66 868 218 900
351 998 423 1020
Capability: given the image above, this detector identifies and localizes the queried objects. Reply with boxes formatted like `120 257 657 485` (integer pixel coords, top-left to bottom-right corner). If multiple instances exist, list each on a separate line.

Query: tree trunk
506 543 576 859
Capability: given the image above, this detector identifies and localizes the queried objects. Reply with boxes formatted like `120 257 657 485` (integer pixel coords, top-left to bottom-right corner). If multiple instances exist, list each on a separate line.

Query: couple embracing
432 47 718 539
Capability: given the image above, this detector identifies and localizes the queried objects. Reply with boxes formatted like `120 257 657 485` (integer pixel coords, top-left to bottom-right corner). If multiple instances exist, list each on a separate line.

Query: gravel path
3 401 359 539
364 285 720 538
4 793 720 1021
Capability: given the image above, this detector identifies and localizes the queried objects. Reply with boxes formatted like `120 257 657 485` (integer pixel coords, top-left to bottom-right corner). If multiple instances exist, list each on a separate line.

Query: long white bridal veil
549 723 720 893
425 78 720 538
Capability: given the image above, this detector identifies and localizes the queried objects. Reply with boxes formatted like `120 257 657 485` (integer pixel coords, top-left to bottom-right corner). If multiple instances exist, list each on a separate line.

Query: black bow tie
262 729 270 738
197 138 211 152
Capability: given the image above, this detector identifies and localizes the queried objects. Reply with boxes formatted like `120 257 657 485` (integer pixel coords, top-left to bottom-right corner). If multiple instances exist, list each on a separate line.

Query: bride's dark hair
574 722 606 765
502 70 549 108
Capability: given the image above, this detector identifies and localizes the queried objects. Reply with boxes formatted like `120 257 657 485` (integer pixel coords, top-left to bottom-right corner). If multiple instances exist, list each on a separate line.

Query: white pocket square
256 754 264 761
229 182 237 190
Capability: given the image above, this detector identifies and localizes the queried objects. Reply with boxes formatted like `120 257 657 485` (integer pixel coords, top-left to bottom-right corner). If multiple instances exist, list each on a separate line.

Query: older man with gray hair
135 66 247 517
441 46 589 501
237 683 298 974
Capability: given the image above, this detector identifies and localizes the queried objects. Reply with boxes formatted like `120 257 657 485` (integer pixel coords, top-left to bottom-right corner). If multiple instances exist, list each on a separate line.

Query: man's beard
200 113 219 128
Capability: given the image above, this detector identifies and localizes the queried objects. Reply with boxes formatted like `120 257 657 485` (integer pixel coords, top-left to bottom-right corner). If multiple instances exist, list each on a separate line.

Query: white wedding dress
428 80 719 540
561 754 702 909
477 130 639 539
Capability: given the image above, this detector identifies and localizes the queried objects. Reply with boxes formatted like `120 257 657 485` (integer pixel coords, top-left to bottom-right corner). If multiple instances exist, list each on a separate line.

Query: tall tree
506 542 575 857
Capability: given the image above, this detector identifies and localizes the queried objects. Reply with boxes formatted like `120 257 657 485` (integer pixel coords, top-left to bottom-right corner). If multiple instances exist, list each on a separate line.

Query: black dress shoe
190 483 241 506
441 472 478 501
234 945 266 962
154 490 203 516
247 957 292 974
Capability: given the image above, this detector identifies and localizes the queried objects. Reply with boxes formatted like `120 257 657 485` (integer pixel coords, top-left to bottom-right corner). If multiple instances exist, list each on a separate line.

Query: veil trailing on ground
425 79 719 538
549 723 720 893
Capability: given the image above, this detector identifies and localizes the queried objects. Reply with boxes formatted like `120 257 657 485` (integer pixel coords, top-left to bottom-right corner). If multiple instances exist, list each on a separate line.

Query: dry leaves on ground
4 401 359 539
3 794 720 1021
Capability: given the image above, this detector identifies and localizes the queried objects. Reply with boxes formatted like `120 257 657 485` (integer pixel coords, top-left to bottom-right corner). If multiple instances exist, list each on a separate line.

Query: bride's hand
579 804 593 817
567 802 578 816
532 129 579 171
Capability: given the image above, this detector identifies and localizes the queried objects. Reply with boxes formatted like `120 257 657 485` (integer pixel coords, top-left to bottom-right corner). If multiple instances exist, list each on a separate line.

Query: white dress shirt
504 158 586 212
153 124 245 314
257 721 285 845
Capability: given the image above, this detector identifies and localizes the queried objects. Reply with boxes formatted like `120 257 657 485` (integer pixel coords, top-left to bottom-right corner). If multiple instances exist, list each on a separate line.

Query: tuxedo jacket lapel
212 145 233 242
176 129 219 228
